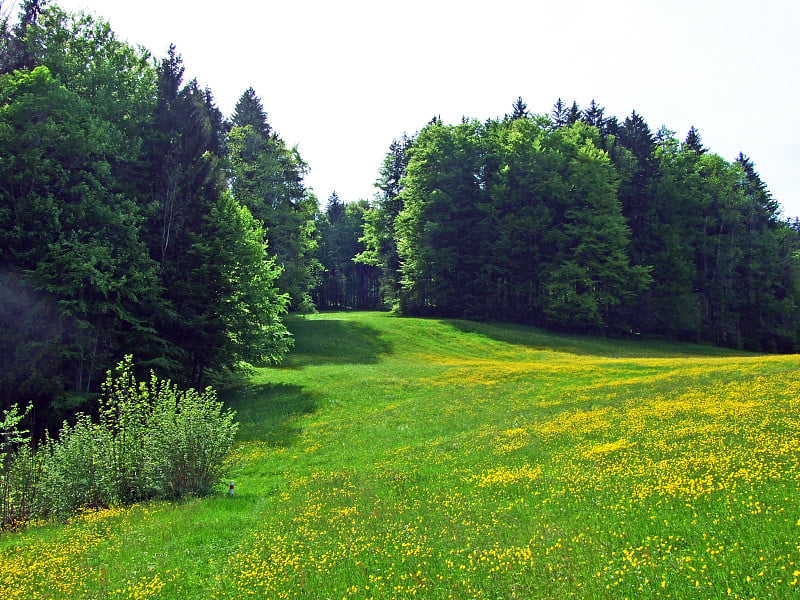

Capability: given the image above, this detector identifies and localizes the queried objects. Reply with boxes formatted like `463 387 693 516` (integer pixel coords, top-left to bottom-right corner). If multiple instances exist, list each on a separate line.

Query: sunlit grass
1 311 799 598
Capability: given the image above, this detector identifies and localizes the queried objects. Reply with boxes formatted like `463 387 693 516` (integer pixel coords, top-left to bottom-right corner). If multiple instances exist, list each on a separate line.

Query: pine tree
683 126 706 154
231 86 271 138
510 96 528 120
582 99 605 129
550 98 567 128
566 101 581 125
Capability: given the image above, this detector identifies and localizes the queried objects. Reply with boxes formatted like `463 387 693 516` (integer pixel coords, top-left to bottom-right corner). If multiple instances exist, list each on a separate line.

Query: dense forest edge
3 0 800 431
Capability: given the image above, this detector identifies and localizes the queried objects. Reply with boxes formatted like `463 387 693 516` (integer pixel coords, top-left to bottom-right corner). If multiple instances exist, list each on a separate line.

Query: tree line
0 2 319 425
349 97 800 350
3 1 799 428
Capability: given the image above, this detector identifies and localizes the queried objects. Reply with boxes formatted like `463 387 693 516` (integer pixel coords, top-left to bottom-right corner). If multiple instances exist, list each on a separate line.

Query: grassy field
1 311 799 599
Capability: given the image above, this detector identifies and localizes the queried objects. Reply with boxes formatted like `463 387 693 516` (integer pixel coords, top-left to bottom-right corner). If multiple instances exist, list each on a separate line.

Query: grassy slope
1 311 799 599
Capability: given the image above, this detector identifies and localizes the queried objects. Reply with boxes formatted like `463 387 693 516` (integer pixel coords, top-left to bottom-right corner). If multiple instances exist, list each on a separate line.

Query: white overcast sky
52 0 800 217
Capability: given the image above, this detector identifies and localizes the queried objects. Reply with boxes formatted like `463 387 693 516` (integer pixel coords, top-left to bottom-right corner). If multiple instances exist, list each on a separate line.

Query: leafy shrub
4 443 42 525
145 374 239 497
1 403 39 527
38 414 116 520
4 356 238 524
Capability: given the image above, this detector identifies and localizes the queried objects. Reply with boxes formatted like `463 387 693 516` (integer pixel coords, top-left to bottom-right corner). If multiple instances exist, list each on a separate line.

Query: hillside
1 312 799 599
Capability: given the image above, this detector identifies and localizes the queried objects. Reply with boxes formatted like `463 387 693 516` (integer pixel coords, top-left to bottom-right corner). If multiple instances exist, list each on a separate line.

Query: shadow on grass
446 318 753 359
282 317 393 368
221 383 319 447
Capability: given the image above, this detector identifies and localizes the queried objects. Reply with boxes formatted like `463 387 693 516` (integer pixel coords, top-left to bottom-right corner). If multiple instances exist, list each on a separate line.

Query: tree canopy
359 98 800 349
2 2 799 429
0 4 296 422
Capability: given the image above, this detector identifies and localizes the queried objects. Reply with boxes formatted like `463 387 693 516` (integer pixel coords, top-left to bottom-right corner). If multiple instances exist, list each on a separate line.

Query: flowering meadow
1 312 799 599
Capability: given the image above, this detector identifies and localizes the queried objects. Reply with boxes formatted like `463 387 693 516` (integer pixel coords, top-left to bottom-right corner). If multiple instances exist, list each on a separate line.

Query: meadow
1 311 799 599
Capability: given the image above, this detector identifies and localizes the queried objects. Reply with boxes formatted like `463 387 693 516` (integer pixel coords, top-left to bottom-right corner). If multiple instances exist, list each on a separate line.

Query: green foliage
394 116 649 330
371 101 800 349
396 119 490 316
228 88 319 312
355 135 413 307
1 6 293 416
38 413 116 518
0 0 45 73
315 194 381 309
199 191 293 369
0 64 161 413
1 403 33 527
33 356 238 521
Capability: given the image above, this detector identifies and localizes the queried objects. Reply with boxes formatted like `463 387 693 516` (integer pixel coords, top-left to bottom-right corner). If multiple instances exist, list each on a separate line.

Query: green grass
2 311 799 599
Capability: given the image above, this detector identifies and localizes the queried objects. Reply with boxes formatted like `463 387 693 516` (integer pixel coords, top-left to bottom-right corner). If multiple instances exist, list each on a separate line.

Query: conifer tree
232 86 271 138
683 126 706 154
550 98 567 128
227 87 318 311
510 96 528 120
566 101 581 125
582 99 605 129
356 134 413 307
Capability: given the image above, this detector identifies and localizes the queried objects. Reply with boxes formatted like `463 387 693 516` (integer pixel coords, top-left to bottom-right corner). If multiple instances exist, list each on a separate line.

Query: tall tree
483 115 557 321
582 99 605 130
541 123 651 331
395 120 490 317
683 125 706 154
231 86 270 138
0 0 47 74
0 65 159 417
628 135 704 336
227 87 318 311
510 96 528 120
731 152 797 349
612 110 658 262
566 100 581 125
550 97 567 128
144 49 291 384
356 134 413 308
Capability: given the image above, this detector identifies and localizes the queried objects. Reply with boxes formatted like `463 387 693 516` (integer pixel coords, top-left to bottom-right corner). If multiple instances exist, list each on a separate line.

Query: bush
141 370 239 498
1 403 38 527
38 414 116 520
4 356 238 524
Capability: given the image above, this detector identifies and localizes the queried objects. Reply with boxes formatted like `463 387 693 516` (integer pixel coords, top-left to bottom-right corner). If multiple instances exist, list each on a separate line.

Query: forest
356 100 800 351
2 1 799 426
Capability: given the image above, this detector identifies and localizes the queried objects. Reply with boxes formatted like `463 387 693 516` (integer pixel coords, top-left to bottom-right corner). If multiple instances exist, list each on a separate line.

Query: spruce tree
550 98 567 128
231 86 271 138
510 96 528 120
683 126 706 154
582 99 605 130
566 101 581 125
227 87 318 311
